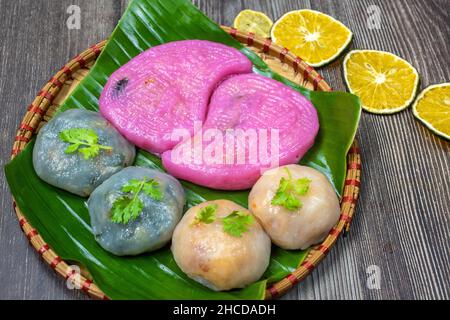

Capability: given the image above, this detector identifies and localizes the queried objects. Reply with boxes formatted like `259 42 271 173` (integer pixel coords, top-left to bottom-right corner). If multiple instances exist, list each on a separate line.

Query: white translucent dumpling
249 165 340 250
171 200 271 291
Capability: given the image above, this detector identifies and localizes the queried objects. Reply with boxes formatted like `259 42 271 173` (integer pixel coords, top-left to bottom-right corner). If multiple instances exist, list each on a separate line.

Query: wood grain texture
0 0 448 300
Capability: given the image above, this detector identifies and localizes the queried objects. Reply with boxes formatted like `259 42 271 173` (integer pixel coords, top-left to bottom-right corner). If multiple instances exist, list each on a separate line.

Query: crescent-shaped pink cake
162 73 319 190
99 40 252 154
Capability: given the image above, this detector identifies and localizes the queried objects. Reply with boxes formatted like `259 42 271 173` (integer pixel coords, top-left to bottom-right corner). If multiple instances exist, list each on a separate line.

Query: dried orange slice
271 9 352 67
343 50 420 114
412 83 450 140
233 9 273 38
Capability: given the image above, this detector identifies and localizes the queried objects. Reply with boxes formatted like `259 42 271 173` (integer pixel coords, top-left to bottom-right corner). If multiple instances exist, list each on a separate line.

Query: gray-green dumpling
33 109 135 196
88 166 185 256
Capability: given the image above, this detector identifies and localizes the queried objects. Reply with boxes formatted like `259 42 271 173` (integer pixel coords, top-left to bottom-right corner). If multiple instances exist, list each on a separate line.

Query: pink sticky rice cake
99 40 253 154
162 73 319 190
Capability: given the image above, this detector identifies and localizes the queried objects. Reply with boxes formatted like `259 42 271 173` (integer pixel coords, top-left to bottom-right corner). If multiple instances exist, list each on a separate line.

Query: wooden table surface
0 0 448 300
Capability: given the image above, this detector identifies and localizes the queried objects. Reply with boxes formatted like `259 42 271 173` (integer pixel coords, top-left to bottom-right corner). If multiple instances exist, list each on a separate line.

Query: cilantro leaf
222 210 254 237
271 168 311 211
64 143 80 154
272 191 300 211
111 177 163 224
192 204 217 226
142 179 163 201
293 178 311 195
78 145 101 159
59 128 112 160
110 196 143 224
121 179 142 193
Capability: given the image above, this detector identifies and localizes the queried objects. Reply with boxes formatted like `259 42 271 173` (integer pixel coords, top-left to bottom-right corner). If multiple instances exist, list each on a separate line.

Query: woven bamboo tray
10 27 361 300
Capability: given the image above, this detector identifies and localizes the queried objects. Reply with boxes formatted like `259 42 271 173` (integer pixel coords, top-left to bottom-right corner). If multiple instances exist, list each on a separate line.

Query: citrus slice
343 50 420 114
233 9 273 38
271 9 352 67
412 83 450 140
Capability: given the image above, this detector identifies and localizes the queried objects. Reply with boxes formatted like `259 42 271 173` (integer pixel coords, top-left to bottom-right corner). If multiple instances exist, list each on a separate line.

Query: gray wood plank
0 0 448 300
0 0 121 300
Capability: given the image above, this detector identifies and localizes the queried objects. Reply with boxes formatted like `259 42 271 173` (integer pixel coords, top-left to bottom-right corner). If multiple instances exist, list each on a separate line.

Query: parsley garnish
59 128 112 160
111 177 162 224
271 168 311 211
222 211 254 237
192 204 218 226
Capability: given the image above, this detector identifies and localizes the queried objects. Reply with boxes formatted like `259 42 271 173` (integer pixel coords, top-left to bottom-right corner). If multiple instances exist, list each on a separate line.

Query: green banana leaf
5 0 360 300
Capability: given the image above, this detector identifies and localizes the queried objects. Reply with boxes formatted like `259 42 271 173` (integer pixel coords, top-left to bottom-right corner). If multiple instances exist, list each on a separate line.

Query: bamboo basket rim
9 27 361 300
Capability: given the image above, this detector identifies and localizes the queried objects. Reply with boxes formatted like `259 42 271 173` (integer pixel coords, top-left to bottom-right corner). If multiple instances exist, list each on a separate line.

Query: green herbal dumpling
32 109 135 196
88 167 185 256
